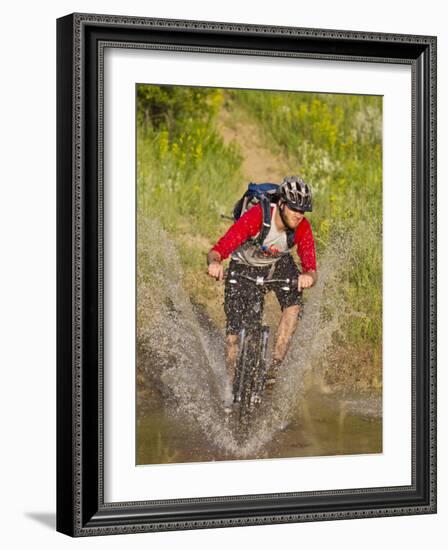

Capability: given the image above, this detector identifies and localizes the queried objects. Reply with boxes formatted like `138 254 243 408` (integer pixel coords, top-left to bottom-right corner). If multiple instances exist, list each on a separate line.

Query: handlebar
225 269 298 290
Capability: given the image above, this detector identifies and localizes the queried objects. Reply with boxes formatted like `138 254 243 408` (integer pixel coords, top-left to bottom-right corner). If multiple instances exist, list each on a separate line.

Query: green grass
137 121 243 238
137 86 245 322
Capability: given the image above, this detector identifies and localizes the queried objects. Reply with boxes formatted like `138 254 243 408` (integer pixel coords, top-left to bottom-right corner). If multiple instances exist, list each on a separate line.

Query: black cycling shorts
224 255 302 335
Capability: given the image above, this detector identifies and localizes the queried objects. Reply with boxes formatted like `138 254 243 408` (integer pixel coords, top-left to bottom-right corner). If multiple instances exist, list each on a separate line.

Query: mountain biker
207 176 317 405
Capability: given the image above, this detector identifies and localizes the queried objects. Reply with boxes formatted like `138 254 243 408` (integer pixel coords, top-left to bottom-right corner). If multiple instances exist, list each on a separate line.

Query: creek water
137 390 381 465
137 220 382 465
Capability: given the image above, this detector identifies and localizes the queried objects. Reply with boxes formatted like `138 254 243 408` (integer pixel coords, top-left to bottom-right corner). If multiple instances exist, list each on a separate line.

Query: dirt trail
216 106 288 184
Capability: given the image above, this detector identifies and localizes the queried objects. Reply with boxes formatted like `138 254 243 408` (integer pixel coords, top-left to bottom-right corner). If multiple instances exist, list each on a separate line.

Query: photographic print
136 84 383 465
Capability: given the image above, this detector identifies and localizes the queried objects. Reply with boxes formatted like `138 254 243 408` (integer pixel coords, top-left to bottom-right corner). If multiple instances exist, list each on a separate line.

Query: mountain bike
226 270 298 430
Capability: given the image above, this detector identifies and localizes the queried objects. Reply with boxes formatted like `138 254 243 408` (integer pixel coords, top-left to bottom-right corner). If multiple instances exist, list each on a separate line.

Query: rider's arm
207 249 222 265
295 218 317 285
209 204 263 261
207 249 224 280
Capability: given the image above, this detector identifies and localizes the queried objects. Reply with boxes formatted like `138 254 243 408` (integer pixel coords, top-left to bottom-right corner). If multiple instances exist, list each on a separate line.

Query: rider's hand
298 274 313 291
208 261 224 281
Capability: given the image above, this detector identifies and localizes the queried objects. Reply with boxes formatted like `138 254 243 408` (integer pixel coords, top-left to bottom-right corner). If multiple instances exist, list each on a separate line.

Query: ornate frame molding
57 12 437 537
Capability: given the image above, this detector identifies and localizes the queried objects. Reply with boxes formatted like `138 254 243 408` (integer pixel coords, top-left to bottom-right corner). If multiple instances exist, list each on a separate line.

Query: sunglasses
285 204 305 214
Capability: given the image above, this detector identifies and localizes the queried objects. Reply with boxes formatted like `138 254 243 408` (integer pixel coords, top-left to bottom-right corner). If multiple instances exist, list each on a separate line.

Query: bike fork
254 326 270 396
232 328 247 404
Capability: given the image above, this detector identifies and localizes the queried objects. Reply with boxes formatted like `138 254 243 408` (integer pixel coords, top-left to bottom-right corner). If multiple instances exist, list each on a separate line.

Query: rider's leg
273 304 301 363
225 334 239 385
265 254 302 392
265 304 301 392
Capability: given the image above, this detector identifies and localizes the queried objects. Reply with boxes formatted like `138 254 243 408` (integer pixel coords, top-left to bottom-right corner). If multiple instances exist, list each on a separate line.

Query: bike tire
237 330 262 429
232 328 247 406
252 326 270 397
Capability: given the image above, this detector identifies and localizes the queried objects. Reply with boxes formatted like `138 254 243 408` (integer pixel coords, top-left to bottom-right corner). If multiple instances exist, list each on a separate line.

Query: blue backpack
231 182 295 249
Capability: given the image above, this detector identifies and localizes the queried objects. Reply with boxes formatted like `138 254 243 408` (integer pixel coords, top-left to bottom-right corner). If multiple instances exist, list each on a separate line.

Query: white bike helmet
279 176 313 212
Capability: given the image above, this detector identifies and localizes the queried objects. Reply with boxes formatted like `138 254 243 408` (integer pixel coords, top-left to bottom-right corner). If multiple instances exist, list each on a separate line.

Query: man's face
281 202 305 230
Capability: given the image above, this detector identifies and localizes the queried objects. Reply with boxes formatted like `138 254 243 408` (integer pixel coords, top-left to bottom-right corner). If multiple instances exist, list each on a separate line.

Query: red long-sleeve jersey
211 204 316 273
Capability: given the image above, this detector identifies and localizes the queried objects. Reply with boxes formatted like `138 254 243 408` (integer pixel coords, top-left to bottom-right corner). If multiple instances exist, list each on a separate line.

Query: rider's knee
282 304 302 320
226 334 239 357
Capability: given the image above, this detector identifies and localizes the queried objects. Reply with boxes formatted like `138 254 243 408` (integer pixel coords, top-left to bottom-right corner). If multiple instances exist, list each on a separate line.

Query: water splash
137 217 352 460
247 237 351 454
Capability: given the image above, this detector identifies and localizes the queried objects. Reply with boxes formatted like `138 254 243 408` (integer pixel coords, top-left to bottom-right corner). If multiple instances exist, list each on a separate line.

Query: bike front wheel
233 326 269 435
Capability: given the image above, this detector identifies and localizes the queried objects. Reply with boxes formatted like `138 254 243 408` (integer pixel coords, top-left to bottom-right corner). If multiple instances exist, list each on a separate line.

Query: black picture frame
56 13 437 537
